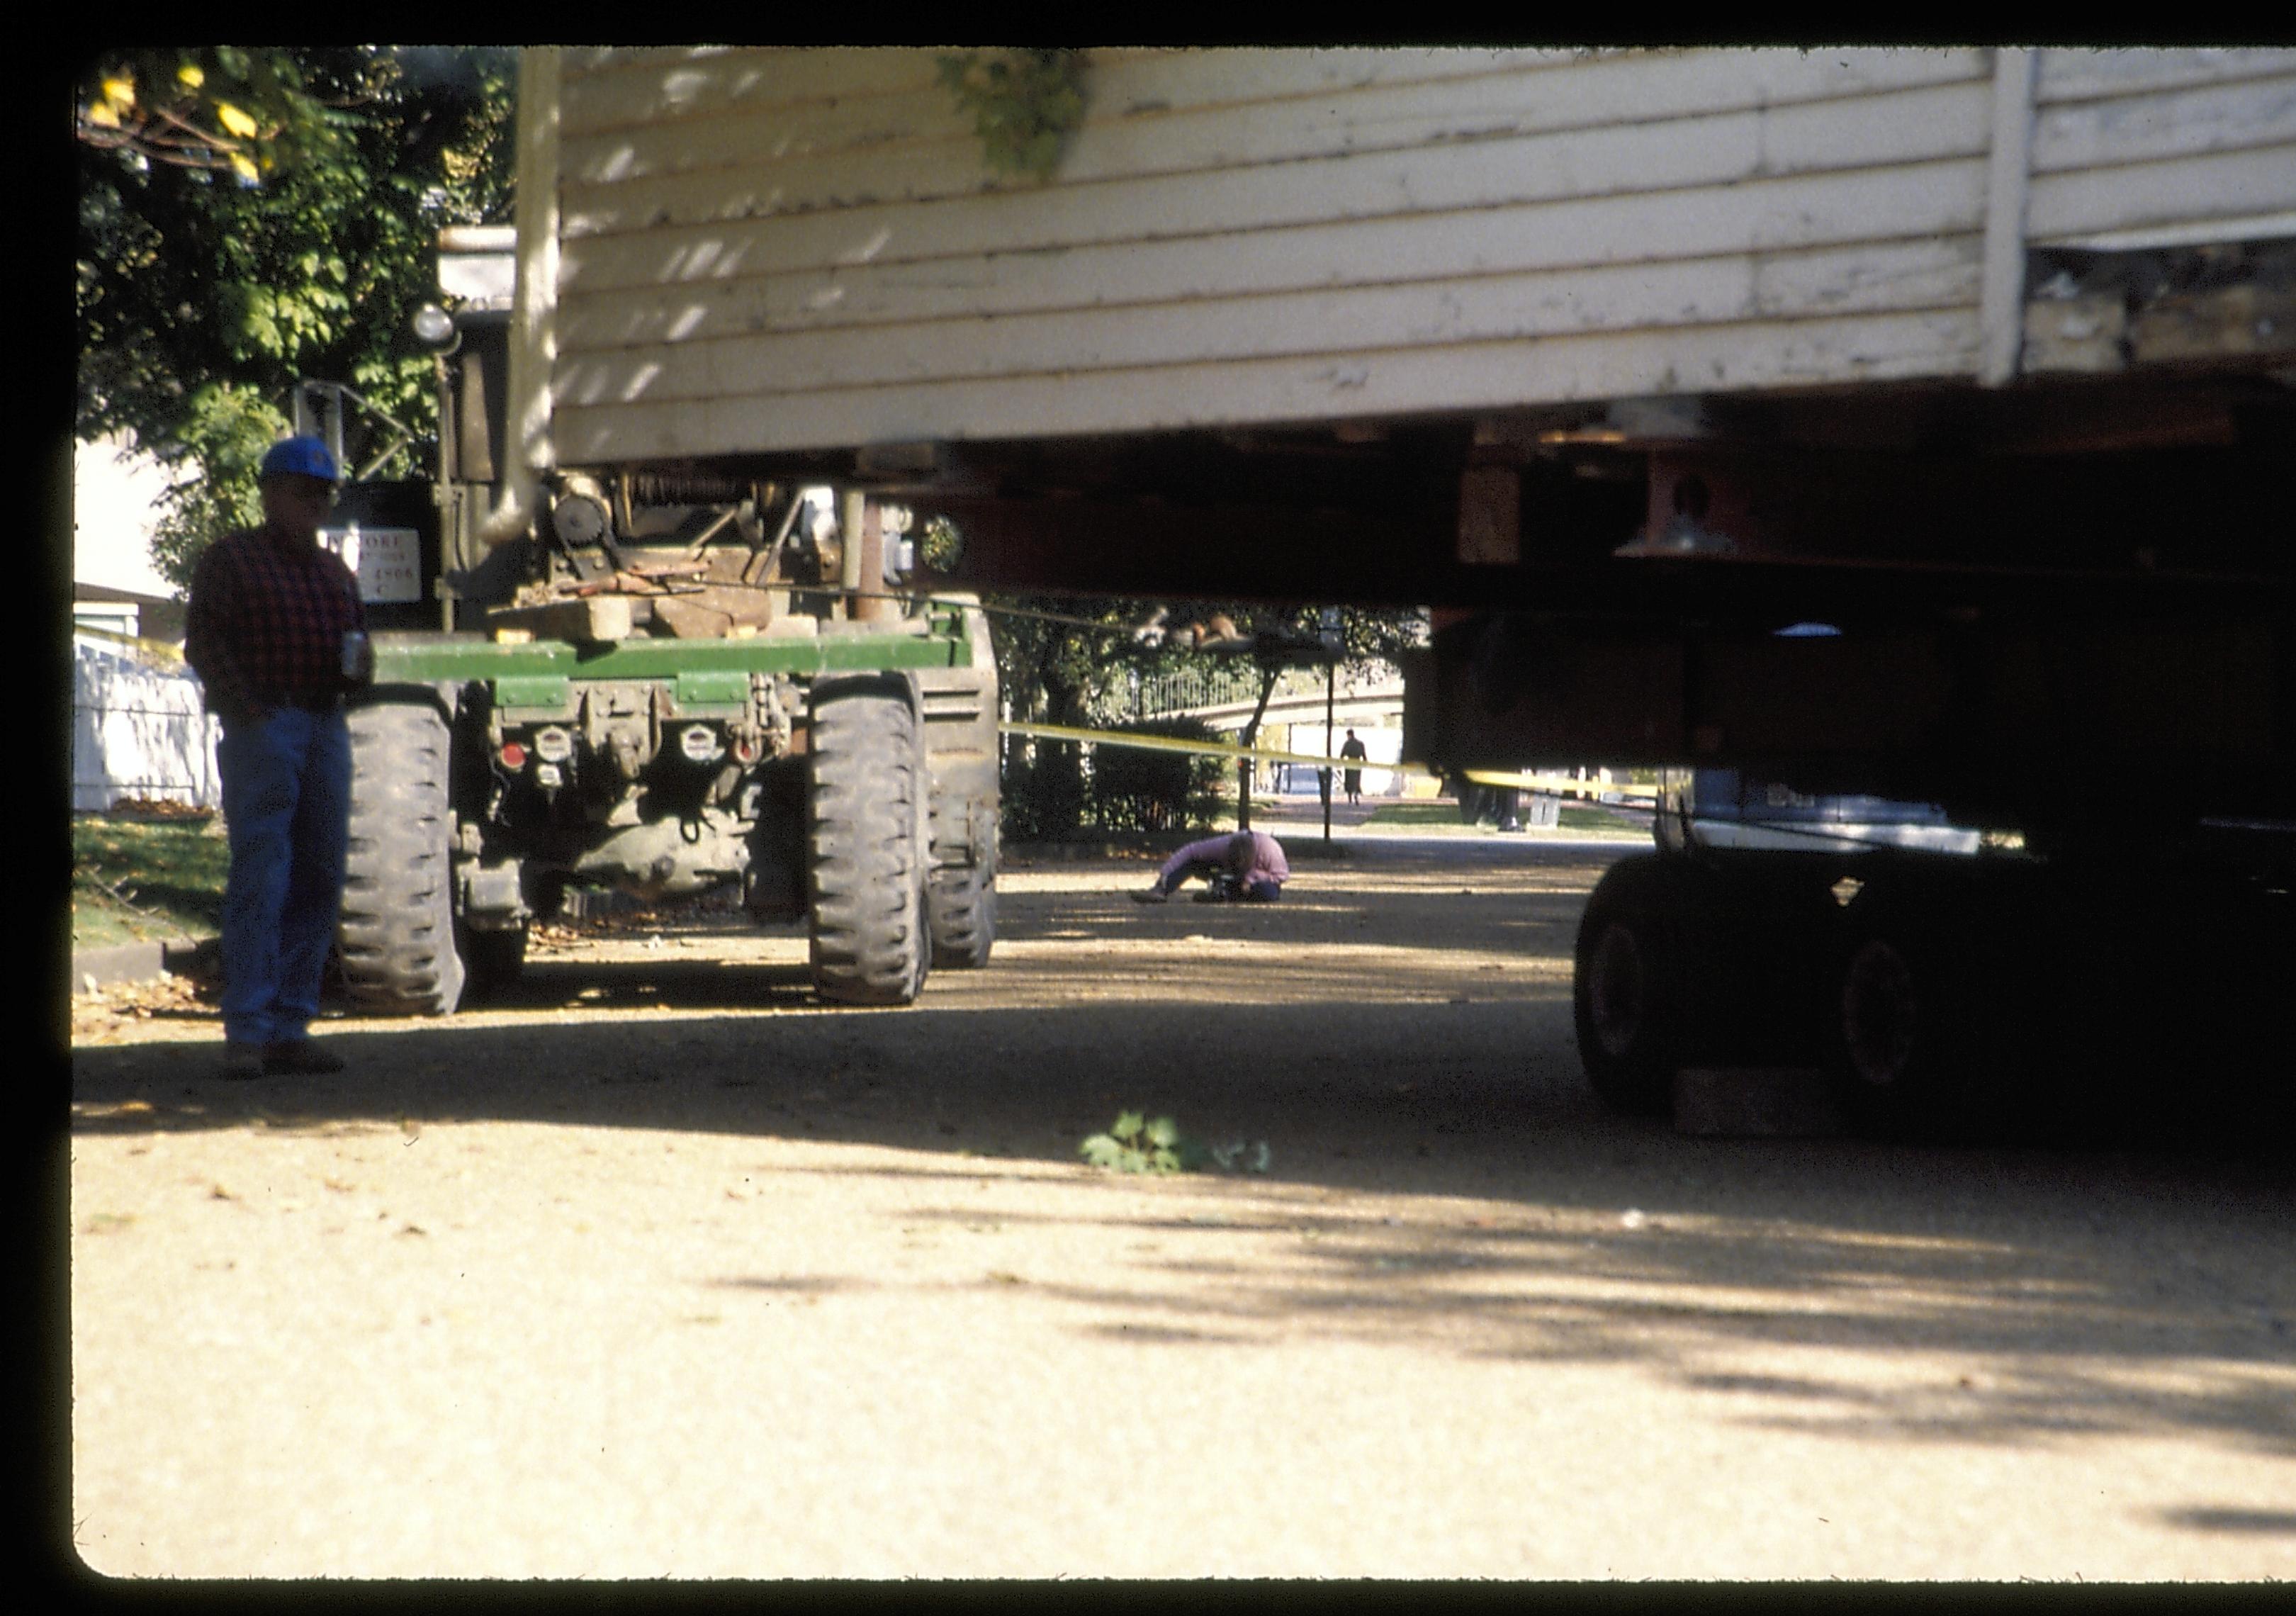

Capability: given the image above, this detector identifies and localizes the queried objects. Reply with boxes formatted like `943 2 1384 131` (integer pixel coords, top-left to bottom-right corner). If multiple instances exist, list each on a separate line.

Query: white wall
74 432 175 600
72 634 220 812
545 47 2296 464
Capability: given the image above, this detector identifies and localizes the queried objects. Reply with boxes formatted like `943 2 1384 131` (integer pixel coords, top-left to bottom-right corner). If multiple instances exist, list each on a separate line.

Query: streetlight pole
1323 660 1335 843
1319 607 1341 845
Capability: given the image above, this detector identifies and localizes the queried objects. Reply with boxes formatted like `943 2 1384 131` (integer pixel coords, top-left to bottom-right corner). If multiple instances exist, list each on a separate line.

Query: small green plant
1080 1110 1204 1174
937 49 1088 183
1079 1111 1271 1175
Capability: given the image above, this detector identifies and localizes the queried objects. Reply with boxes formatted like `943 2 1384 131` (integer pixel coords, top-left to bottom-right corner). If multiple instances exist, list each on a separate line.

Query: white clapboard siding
560 159 1990 337
2033 48 2296 103
558 46 1556 140
2027 142 2296 243
541 46 2289 463
553 159 1988 407
558 229 1983 369
555 240 1985 410
558 46 939 130
2030 71 2296 172
556 77 1995 302
557 48 1984 240
553 310 1982 464
2026 50 2296 242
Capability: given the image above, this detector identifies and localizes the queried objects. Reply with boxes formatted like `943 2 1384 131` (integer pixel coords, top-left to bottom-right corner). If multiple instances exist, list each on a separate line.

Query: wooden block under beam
650 595 736 639
485 595 634 643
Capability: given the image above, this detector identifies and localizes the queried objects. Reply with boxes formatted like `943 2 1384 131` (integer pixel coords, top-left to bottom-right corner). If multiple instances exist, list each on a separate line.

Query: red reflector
500 743 528 768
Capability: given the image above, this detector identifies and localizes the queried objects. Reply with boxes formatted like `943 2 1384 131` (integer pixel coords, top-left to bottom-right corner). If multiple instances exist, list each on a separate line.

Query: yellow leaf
86 101 120 129
177 63 205 89
217 101 257 138
229 152 259 182
103 76 135 108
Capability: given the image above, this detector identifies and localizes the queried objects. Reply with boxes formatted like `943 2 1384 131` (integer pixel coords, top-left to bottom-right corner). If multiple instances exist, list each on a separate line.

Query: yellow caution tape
998 722 1656 801
1458 768 1658 802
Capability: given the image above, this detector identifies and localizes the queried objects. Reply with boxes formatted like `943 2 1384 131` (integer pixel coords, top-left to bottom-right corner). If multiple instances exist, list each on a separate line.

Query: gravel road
67 821 2296 1580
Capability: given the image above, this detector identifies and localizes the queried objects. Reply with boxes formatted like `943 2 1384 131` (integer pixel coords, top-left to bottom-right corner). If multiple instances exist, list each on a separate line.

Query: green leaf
79 45 511 483
939 47 1088 182
1143 1115 1179 1148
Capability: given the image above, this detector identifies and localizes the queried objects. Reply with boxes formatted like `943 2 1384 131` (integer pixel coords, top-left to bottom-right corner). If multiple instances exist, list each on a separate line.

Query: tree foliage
76 47 339 184
935 49 1089 183
1086 717 1229 834
76 47 516 592
986 593 1426 839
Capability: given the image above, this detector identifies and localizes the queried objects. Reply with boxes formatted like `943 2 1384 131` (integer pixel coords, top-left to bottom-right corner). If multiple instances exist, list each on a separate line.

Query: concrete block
71 941 167 992
558 887 640 921
1674 1067 1845 1138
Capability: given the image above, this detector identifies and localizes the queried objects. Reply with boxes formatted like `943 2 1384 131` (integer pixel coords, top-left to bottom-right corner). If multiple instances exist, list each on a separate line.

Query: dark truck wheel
1572 855 1692 1115
919 603 1001 970
338 697 466 1015
807 678 931 1006
927 853 996 969
1821 875 2044 1141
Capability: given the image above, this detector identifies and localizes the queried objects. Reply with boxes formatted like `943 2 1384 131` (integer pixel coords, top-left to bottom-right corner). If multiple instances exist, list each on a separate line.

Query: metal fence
1130 663 1332 719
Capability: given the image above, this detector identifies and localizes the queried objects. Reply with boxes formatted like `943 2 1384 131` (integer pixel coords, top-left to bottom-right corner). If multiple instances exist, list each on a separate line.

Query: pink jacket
1159 831 1288 889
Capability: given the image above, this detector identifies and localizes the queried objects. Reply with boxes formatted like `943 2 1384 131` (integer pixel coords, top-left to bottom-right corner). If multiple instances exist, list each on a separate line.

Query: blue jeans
217 705 351 1045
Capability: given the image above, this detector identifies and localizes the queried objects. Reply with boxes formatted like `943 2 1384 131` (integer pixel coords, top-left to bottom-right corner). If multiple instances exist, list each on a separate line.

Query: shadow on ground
69 846 2296 1471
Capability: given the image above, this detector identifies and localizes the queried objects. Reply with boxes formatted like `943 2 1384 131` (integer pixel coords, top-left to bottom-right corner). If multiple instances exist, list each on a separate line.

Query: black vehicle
1573 764 2291 1138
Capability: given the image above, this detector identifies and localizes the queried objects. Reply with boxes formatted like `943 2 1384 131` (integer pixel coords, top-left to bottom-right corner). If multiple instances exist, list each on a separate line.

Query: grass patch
72 814 230 950
1558 803 1650 835
1365 802 1483 830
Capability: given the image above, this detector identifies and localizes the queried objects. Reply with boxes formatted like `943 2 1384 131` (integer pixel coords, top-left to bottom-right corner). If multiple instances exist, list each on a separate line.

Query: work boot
1130 888 1169 904
264 1039 347 1075
218 1040 267 1081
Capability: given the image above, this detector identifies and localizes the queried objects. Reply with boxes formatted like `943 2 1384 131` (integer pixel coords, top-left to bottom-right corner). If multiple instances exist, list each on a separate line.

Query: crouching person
1133 829 1289 904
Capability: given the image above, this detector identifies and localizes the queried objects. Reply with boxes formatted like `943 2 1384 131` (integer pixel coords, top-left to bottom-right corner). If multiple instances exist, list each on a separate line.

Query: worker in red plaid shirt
185 436 373 1079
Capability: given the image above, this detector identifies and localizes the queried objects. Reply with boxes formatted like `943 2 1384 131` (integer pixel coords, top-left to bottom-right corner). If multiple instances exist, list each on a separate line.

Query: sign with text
322 525 422 605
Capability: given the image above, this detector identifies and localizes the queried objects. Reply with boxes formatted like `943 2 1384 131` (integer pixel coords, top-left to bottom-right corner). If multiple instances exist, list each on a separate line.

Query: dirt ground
66 815 2296 1581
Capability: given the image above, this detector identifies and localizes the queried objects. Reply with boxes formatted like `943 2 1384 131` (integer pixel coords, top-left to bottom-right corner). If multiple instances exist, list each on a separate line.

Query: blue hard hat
259 435 340 483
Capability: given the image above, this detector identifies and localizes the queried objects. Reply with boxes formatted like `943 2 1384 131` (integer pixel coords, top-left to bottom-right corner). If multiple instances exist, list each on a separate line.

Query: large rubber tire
338 699 466 1016
918 604 1001 971
927 855 996 970
807 680 931 1006
1572 855 1692 1115
1820 877 2039 1141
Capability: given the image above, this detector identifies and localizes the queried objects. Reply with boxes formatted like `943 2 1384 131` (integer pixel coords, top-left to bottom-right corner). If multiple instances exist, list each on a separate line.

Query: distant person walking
1339 730 1368 804
185 436 372 1079
1132 829 1290 904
